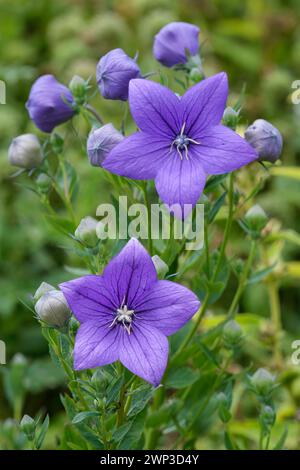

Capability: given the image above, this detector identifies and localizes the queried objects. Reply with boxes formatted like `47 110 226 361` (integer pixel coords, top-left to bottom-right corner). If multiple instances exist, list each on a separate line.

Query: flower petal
155 152 207 218
129 79 181 138
102 238 157 309
181 72 228 137
60 275 116 323
196 124 258 174
74 321 120 370
103 131 170 179
119 323 168 386
135 280 200 336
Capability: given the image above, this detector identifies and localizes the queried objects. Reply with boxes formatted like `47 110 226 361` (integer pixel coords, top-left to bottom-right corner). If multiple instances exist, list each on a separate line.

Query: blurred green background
1 0 300 449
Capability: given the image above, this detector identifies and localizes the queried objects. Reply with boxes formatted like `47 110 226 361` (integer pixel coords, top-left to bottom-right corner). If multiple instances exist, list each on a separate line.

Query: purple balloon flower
103 73 258 218
96 48 141 101
26 75 76 133
153 22 200 67
60 238 200 386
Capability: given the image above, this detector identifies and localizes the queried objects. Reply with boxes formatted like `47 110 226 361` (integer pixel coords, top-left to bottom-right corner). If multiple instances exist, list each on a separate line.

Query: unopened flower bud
223 107 239 130
36 173 51 193
260 405 276 427
251 368 276 397
245 119 282 163
35 290 71 328
223 320 243 348
152 255 169 279
26 75 76 133
153 22 200 67
8 134 43 169
34 282 56 301
97 48 141 101
69 75 88 105
189 67 203 83
75 216 99 247
87 124 123 167
244 204 268 232
20 415 36 441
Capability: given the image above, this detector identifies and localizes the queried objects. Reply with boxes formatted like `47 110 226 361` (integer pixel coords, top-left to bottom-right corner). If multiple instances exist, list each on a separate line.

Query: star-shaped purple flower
60 238 200 386
103 73 258 218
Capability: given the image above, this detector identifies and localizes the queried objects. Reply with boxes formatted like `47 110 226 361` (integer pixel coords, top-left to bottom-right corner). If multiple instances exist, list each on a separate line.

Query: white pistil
170 122 201 161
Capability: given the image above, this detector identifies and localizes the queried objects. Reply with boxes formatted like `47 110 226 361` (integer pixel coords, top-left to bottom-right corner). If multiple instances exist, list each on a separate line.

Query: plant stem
268 281 282 367
142 183 153 256
227 239 256 318
84 104 103 125
144 387 164 449
57 153 77 225
213 172 235 280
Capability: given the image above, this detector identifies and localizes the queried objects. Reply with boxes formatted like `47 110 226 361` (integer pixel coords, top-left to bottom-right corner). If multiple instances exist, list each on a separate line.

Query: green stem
227 239 256 318
213 172 235 280
142 183 153 256
84 104 103 125
144 387 164 449
57 154 77 225
268 281 282 367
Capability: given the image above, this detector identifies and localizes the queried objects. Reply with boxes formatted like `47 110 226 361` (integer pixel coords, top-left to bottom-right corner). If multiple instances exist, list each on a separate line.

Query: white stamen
109 303 135 334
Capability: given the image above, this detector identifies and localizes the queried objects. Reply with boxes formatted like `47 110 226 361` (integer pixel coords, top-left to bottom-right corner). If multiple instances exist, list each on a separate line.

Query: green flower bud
8 134 43 169
223 106 239 130
69 75 88 105
34 282 56 301
35 290 71 328
223 320 243 348
20 415 36 441
50 132 64 155
260 405 276 427
152 255 169 279
251 368 276 397
189 67 203 83
36 173 51 193
244 204 268 233
75 216 99 247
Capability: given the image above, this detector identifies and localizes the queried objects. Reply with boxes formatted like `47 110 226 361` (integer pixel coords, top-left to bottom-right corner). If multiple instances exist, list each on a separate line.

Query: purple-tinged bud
244 119 282 163
87 124 124 167
34 282 56 301
26 75 76 133
96 49 141 101
8 134 43 169
250 368 276 397
75 216 98 247
20 415 36 441
35 290 71 328
152 255 169 279
153 22 200 67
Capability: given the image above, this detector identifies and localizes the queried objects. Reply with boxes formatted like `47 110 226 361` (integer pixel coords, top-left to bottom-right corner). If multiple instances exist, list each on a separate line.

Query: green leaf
224 431 235 450
273 426 288 450
208 191 227 224
127 385 155 417
205 174 228 192
248 263 277 284
35 415 49 450
112 422 132 443
118 410 146 450
72 411 100 424
165 367 199 389
106 376 124 405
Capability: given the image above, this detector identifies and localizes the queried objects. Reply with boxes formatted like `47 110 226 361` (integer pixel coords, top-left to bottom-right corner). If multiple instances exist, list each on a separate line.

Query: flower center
109 303 135 334
170 122 200 161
